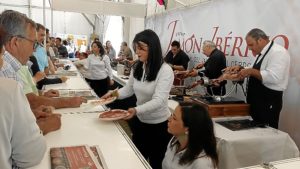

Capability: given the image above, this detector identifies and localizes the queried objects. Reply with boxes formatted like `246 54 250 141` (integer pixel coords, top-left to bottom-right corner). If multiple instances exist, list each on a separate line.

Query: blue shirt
33 44 48 72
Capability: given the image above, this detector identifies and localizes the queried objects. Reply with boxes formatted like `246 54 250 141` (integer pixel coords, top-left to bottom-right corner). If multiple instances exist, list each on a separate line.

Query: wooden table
191 97 250 117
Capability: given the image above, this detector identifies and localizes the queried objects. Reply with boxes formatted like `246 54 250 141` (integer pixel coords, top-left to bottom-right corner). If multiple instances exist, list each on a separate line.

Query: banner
146 0 300 148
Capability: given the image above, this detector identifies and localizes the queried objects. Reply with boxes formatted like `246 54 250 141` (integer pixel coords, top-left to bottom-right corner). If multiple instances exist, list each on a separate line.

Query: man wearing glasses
0 11 38 84
0 11 47 169
0 10 86 110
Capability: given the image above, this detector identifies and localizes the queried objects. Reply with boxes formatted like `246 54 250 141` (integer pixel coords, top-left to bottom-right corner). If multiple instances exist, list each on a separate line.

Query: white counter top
29 113 151 169
112 70 128 86
239 157 300 169
32 60 151 169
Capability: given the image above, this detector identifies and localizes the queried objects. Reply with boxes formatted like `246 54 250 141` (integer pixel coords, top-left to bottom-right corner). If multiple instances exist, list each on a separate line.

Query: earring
185 131 189 135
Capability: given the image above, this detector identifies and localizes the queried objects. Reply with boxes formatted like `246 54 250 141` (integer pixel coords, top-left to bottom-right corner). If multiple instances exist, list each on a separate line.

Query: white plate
99 109 129 121
90 96 117 105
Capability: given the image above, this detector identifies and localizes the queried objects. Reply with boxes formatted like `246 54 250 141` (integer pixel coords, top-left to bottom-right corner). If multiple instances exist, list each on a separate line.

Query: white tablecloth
44 77 91 90
168 100 299 169
239 157 300 169
28 113 150 169
215 119 299 169
112 70 128 86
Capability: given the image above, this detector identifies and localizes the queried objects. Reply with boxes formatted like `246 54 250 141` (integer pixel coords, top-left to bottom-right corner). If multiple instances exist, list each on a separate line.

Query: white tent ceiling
52 0 146 18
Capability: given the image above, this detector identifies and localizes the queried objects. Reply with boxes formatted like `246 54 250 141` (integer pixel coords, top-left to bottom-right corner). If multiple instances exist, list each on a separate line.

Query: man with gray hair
223 28 290 129
0 9 63 136
0 14 46 168
187 40 227 96
0 10 86 110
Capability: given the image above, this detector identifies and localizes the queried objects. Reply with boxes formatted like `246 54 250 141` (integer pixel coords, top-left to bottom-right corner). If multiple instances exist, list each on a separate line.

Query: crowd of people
0 8 291 169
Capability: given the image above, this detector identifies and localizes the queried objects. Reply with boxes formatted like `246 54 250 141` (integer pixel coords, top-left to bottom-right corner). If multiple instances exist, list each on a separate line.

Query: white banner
146 0 300 148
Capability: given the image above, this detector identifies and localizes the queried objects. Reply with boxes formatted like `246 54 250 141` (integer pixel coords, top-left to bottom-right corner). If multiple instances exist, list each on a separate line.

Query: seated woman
162 102 218 169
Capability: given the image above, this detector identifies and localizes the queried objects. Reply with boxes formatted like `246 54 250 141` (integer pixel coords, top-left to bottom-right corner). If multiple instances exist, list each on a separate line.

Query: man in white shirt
0 26 46 169
225 28 290 129
0 77 47 169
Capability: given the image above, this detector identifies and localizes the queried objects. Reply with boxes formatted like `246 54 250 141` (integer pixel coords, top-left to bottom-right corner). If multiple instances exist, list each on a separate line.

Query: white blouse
162 137 216 169
85 54 112 80
118 63 174 124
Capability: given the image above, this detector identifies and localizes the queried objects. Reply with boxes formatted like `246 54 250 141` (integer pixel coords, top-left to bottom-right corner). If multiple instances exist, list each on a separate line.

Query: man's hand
211 79 222 87
60 76 68 83
33 71 46 83
222 65 243 74
187 80 203 89
32 105 53 119
187 69 198 77
37 114 62 135
68 96 87 108
239 68 261 80
195 63 204 69
44 89 60 97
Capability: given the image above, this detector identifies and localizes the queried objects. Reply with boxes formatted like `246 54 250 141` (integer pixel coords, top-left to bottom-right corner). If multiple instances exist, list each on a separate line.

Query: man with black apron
225 28 290 129
246 41 284 128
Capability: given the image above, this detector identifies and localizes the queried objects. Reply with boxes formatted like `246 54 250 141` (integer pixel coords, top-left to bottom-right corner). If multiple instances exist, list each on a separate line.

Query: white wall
0 0 94 39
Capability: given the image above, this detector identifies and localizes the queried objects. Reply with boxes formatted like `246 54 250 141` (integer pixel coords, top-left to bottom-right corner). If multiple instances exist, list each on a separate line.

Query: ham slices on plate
99 109 129 121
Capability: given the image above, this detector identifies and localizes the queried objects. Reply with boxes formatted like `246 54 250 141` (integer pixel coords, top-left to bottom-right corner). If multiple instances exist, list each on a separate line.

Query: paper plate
99 109 129 121
90 96 117 105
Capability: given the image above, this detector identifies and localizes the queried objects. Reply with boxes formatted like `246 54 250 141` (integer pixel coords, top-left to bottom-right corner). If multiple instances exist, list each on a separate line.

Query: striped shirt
0 52 23 86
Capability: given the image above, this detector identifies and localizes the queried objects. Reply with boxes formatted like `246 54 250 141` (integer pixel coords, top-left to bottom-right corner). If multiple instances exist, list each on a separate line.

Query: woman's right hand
101 89 119 99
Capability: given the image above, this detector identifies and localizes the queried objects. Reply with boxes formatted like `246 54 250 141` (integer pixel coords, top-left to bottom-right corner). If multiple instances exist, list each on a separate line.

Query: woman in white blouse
162 102 218 169
102 29 174 169
85 41 113 97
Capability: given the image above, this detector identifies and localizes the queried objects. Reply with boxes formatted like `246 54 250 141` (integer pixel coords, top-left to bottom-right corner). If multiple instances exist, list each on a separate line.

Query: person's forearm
173 65 186 71
26 93 72 109
249 68 262 81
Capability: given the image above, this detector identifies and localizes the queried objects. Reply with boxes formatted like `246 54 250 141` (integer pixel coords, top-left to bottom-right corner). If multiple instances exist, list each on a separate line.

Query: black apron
246 41 283 129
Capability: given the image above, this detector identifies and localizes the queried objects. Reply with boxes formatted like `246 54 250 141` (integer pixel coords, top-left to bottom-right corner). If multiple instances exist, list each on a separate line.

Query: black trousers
248 93 282 129
128 116 172 169
88 77 109 97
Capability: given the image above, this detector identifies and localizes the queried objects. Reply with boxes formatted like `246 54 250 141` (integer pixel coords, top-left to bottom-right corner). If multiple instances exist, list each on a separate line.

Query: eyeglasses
15 35 39 50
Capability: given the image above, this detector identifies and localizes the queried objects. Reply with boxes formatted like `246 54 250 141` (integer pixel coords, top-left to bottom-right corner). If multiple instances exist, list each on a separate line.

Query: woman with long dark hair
162 102 218 169
102 29 174 169
85 41 113 97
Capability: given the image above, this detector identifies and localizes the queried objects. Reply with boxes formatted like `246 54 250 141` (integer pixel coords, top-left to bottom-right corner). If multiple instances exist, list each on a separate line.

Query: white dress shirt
118 63 174 124
162 137 216 169
85 54 112 80
0 78 46 169
253 41 290 91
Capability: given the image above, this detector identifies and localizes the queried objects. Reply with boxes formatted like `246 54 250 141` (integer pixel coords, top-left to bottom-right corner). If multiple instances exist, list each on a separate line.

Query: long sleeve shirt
162 137 215 169
252 41 290 91
0 78 46 169
85 54 112 80
118 63 174 124
0 52 22 85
